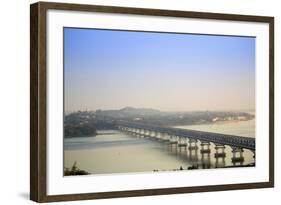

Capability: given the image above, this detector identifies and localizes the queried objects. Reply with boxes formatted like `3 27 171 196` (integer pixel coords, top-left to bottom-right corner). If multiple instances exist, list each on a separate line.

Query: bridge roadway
117 121 255 151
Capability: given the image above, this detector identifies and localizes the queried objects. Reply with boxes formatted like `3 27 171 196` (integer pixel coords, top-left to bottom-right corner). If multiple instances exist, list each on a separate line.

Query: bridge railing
117 121 255 151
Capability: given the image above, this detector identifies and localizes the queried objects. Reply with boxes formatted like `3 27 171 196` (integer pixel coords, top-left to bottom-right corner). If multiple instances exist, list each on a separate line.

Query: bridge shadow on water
126 131 255 170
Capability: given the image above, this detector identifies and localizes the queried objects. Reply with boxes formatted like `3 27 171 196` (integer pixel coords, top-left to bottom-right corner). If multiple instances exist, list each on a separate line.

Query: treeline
64 123 97 138
64 162 89 176
64 109 255 138
64 111 117 138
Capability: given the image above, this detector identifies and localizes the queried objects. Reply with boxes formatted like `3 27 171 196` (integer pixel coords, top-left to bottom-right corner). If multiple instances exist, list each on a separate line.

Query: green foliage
64 161 89 176
64 123 97 138
64 111 117 138
64 108 255 138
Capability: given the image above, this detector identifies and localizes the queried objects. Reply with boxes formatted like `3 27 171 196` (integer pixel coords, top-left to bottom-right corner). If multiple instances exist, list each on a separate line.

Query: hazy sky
64 28 255 112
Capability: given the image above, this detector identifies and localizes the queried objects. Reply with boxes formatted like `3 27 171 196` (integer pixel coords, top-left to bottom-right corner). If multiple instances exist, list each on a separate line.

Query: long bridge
116 121 255 165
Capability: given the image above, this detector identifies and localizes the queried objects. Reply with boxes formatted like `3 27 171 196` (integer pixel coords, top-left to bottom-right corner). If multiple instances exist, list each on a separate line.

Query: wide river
64 119 255 175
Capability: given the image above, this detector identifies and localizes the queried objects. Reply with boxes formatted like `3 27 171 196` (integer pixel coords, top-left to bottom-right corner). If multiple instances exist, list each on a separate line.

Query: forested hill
64 107 254 138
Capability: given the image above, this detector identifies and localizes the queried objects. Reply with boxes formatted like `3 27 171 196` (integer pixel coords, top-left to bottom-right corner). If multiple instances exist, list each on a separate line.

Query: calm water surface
64 120 255 175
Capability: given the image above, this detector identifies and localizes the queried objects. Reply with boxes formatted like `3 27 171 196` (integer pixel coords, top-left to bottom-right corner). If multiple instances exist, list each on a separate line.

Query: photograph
29 2 274 202
63 27 256 176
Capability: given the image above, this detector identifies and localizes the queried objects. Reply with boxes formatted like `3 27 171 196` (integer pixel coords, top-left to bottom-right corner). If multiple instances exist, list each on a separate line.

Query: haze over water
64 119 255 175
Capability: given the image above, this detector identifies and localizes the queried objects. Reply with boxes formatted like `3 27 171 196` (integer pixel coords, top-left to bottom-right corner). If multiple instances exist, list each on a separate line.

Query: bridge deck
117 121 255 151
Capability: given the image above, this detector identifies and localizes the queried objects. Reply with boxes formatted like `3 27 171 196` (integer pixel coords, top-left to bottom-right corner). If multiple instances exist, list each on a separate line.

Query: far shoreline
170 117 255 128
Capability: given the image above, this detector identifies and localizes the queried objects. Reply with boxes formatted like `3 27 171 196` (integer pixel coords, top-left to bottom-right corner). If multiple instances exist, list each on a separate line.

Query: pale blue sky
64 28 255 112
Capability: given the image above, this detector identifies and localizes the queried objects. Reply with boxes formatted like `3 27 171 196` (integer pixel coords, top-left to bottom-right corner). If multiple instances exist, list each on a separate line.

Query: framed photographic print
30 1 274 202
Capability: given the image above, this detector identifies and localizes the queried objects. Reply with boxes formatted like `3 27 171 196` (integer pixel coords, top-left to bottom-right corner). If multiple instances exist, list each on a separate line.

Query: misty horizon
64 106 255 114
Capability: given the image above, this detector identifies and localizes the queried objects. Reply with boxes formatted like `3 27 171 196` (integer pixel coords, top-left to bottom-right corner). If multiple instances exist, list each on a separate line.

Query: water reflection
152 133 253 169
64 130 255 175
214 145 226 168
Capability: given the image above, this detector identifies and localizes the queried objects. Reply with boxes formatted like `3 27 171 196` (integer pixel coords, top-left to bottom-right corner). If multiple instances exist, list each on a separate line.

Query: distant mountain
64 108 255 137
119 107 161 116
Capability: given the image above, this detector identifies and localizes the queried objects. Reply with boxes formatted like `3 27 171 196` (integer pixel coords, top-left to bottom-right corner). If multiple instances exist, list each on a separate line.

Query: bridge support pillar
214 144 226 168
169 135 178 146
135 129 140 137
127 127 132 134
144 129 148 137
214 144 226 158
188 138 198 162
132 128 136 136
188 139 198 150
158 132 164 141
137 129 141 137
188 139 198 161
200 141 211 154
231 147 244 165
154 131 159 139
148 130 154 138
200 141 211 168
140 129 145 136
125 127 129 133
178 137 187 150
148 130 152 138
161 133 170 143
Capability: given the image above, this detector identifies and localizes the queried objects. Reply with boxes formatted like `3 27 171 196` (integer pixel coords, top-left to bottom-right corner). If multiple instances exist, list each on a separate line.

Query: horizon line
64 107 255 114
